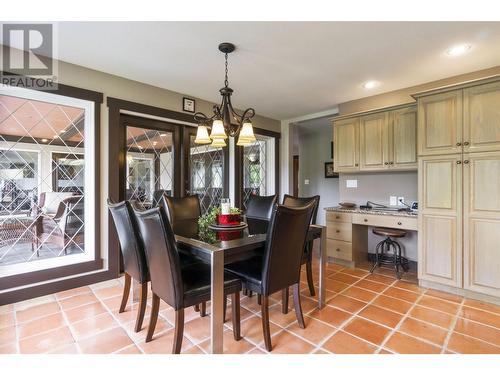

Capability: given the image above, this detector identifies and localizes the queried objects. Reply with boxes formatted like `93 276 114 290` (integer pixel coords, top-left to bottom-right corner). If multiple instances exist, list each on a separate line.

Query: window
241 133 277 207
0 86 97 278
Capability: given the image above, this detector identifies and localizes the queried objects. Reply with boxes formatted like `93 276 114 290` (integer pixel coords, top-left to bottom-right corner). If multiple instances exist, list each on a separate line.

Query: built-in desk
324 207 418 267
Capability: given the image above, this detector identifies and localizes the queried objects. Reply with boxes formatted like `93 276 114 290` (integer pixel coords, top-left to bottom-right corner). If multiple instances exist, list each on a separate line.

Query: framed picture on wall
183 97 196 113
324 161 338 178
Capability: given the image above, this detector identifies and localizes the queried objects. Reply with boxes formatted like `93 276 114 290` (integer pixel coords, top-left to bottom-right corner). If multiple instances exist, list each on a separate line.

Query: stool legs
370 236 408 279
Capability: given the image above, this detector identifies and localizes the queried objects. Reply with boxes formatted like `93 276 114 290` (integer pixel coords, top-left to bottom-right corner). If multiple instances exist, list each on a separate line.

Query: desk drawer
327 239 352 261
326 211 352 223
352 214 417 231
326 222 352 241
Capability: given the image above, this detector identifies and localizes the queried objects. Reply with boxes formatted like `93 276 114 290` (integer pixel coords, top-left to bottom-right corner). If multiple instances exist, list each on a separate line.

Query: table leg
210 250 224 354
318 225 327 310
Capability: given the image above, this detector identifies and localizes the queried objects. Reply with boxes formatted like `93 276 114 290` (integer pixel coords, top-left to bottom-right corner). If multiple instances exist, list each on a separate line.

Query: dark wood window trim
235 127 281 209
51 152 84 192
0 79 104 304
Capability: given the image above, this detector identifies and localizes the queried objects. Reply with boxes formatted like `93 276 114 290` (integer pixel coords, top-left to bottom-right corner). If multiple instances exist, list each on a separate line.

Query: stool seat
372 227 406 237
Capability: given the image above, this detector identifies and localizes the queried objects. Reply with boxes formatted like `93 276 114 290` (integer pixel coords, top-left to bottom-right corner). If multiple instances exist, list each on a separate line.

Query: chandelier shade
193 42 256 147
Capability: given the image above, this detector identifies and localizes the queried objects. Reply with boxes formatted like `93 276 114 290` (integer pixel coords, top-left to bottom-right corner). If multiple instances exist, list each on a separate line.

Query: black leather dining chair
244 194 277 235
225 202 316 352
281 194 320 313
108 200 149 333
159 194 201 238
160 194 208 315
134 206 243 353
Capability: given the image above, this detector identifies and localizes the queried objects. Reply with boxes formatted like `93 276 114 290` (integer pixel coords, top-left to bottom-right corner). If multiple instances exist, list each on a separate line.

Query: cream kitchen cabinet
332 104 417 173
418 154 463 287
359 112 389 171
463 81 500 153
390 106 418 170
333 117 359 172
463 151 500 298
417 90 463 156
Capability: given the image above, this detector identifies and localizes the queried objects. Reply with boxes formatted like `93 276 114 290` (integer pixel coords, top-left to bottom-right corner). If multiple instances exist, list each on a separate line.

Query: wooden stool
370 227 409 279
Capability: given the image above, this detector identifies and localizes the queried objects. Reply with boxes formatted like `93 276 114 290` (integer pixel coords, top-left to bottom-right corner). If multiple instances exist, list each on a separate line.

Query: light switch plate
346 179 357 188
390 196 398 206
304 179 310 185
398 197 405 206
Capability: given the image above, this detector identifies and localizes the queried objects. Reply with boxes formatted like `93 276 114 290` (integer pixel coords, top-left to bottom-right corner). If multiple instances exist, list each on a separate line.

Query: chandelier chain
224 53 229 88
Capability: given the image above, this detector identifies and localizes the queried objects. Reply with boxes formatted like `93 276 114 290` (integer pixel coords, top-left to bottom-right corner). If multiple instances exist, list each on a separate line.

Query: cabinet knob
384 162 389 165
335 215 340 219
456 142 462 146
464 141 470 146
363 218 368 222
355 163 359 167
336 229 340 233
336 248 340 252
456 161 462 164
397 222 402 225
464 160 469 164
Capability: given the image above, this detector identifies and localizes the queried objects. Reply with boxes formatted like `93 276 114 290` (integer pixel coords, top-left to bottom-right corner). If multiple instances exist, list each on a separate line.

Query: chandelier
194 42 256 147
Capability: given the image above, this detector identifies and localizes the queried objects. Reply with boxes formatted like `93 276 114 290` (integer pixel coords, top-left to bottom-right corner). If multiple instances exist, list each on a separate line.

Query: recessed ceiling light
446 44 471 56
53 135 59 139
41 138 48 143
160 134 167 137
362 80 380 89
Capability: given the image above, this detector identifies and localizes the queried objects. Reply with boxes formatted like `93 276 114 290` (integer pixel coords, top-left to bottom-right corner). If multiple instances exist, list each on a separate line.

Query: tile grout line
441 298 465 353
55 293 82 354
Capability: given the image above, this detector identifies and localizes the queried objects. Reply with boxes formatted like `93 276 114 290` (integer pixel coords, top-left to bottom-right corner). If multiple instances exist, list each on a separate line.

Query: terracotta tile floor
1 261 500 354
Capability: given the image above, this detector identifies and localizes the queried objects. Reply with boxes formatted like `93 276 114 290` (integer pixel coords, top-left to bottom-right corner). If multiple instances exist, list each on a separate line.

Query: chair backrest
40 191 74 215
261 203 315 296
59 195 85 242
245 194 277 234
134 206 184 310
161 194 201 237
108 200 149 283
282 194 320 224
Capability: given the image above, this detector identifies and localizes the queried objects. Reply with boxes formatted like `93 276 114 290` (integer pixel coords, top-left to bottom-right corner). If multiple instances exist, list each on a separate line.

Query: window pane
189 135 224 214
125 126 173 208
242 135 275 207
0 92 89 268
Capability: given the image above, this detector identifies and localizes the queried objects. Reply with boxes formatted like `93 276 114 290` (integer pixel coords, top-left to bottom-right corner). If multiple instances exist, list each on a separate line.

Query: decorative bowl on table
217 213 242 226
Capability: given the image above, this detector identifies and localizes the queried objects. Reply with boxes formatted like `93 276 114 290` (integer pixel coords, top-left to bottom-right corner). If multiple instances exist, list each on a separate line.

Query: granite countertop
324 206 418 217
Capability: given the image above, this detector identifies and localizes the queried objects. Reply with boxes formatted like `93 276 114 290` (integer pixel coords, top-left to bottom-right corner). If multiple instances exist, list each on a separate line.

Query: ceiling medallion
194 42 256 147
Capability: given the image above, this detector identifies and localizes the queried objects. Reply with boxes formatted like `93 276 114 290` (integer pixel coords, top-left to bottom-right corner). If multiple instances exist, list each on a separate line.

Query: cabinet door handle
335 215 340 219
336 248 340 252
464 160 469 164
464 141 470 146
355 163 359 167
336 229 340 233
384 162 389 165
397 221 402 225
456 142 462 146
390 161 394 165
363 218 368 222
456 161 462 164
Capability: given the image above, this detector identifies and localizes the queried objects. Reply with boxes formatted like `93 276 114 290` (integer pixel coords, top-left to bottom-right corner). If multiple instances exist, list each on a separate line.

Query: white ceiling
10 22 500 119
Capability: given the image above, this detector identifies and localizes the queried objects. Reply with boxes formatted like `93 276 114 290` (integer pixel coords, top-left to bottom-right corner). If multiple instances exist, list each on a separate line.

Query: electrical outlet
390 196 398 206
398 197 405 206
304 179 310 185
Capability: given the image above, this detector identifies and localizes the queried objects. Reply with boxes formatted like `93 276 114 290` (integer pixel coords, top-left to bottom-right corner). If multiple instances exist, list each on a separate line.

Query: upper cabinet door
418 90 463 156
463 151 500 297
333 118 359 172
390 106 417 170
359 112 389 171
463 81 500 153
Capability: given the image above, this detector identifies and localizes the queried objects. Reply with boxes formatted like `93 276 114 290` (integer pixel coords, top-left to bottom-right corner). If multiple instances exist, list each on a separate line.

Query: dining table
175 221 327 354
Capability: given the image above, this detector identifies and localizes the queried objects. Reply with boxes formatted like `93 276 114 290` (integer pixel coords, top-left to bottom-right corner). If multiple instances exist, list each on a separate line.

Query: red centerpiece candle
218 213 241 226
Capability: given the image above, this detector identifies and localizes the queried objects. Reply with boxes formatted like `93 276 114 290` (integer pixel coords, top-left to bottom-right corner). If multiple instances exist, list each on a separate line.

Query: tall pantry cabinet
415 77 500 299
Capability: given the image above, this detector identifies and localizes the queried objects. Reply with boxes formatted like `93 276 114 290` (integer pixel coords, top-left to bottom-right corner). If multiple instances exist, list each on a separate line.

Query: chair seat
224 256 263 293
180 261 242 307
372 227 407 238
